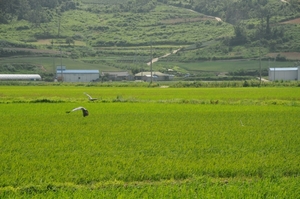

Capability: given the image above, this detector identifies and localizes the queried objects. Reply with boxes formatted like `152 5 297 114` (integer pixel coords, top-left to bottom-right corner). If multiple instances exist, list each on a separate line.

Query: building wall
58 73 99 82
66 74 99 82
269 69 298 81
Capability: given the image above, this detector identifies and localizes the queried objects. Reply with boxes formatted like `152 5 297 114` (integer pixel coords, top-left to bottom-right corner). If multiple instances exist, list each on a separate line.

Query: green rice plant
0 86 300 197
1 86 300 105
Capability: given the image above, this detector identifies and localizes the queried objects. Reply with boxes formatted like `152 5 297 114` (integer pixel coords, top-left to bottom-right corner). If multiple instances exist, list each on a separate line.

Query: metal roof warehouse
56 69 100 82
268 67 300 81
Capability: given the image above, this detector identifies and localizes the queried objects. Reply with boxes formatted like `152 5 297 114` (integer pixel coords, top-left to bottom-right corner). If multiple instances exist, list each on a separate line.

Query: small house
101 71 133 81
135 71 174 81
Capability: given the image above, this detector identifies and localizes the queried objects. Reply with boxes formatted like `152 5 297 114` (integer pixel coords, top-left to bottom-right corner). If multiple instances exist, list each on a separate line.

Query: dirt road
147 48 182 66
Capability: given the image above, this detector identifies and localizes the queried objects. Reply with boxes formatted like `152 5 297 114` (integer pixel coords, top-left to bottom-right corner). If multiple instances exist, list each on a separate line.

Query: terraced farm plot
0 86 300 198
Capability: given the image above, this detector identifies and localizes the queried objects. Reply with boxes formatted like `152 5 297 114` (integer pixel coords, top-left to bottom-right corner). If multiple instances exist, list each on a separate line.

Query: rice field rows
0 86 300 198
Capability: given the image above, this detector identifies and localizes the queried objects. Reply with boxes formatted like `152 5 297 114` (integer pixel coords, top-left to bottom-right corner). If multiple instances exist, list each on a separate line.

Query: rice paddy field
0 86 300 198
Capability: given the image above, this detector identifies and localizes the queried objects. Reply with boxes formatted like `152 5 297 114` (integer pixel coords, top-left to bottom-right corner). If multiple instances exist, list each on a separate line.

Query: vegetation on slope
0 0 300 80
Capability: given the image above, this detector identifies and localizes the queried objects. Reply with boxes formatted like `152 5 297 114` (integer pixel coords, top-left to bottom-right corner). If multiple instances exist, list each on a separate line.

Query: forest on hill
0 0 300 80
2 0 300 25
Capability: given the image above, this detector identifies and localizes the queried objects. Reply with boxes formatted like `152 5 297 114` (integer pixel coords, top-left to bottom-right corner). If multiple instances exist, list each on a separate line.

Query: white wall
60 73 99 82
269 69 298 81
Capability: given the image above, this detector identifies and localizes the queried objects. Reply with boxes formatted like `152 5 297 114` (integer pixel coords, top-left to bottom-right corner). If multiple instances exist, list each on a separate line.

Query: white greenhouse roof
56 70 99 74
269 67 298 71
0 74 41 80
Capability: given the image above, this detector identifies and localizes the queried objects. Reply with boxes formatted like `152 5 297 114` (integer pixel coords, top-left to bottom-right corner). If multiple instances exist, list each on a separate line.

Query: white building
101 71 133 81
135 71 174 81
0 74 41 81
56 69 99 82
269 67 300 81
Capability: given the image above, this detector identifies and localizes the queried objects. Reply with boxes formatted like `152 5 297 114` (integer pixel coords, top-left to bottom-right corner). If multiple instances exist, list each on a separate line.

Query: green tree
16 0 31 20
231 24 248 45
66 37 75 46
27 5 51 33
0 0 18 23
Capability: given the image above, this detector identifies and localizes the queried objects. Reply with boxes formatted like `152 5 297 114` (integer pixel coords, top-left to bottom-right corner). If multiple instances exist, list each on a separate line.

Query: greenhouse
0 74 41 81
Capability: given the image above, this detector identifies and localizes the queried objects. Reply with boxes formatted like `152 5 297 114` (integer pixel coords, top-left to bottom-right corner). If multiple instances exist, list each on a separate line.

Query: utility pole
52 40 55 81
259 16 263 85
259 44 262 85
58 15 61 37
60 48 63 82
150 43 153 84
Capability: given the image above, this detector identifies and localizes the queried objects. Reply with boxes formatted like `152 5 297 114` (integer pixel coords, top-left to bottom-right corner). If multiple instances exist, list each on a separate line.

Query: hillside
0 0 300 81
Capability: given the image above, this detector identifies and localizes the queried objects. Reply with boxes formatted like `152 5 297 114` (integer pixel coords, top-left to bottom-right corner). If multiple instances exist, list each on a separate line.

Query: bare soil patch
33 39 86 46
2 48 70 55
267 52 300 60
3 47 59 54
280 17 300 24
161 16 214 25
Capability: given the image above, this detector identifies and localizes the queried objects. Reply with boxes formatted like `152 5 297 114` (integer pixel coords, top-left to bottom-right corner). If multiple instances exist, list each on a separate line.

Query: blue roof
269 67 298 71
56 70 99 74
